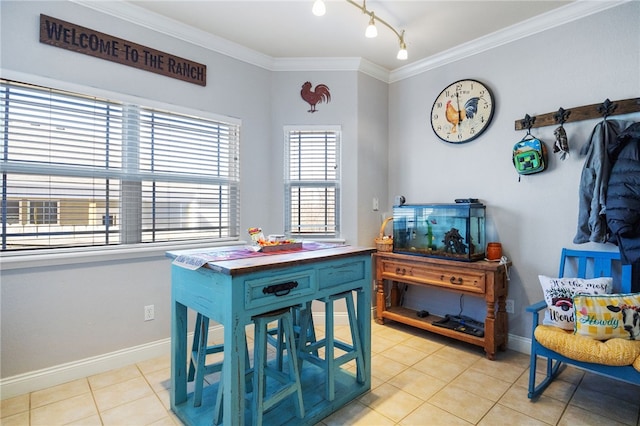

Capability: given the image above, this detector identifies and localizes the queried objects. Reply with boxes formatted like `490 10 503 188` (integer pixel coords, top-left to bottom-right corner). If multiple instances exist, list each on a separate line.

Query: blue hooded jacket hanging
574 119 635 244
606 122 640 265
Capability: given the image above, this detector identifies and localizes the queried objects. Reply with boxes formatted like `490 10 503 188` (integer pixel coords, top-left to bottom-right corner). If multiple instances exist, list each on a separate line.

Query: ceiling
124 0 574 72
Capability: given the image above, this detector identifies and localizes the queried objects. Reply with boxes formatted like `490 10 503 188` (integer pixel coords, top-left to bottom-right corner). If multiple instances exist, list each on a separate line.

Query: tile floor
2 320 640 426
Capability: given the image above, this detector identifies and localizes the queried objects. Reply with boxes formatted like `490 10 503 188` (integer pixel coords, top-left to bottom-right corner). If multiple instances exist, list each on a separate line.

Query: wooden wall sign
39 14 207 86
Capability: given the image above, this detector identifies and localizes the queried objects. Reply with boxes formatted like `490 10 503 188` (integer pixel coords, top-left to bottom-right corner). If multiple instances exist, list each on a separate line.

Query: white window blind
284 127 340 237
0 79 240 251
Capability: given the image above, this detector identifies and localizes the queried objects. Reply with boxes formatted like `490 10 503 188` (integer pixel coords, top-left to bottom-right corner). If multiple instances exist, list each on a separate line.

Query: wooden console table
374 252 510 359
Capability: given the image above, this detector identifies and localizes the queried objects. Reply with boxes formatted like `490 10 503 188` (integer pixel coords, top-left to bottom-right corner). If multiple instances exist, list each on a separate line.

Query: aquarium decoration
392 203 486 262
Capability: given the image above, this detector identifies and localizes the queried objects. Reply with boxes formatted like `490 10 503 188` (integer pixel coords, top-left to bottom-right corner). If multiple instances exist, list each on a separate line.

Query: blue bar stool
298 290 365 401
188 313 251 413
266 301 317 371
252 306 305 425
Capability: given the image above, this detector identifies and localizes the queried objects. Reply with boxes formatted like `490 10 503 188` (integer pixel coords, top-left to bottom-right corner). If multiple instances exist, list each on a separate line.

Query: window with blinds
0 80 240 251
284 127 340 238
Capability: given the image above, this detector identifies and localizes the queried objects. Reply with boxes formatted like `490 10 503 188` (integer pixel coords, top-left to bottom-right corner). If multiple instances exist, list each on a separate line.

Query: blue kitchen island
168 243 375 425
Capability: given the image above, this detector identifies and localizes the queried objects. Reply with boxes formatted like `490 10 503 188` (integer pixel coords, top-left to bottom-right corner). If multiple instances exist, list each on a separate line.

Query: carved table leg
496 296 508 351
375 278 386 324
485 299 496 360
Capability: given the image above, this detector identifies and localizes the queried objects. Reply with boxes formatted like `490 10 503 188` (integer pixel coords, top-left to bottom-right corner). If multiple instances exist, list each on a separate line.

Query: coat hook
520 114 536 133
597 98 617 119
553 107 571 125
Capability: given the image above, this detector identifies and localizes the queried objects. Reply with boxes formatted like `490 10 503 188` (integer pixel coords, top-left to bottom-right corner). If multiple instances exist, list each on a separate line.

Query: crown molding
389 0 631 83
71 0 629 84
70 0 276 70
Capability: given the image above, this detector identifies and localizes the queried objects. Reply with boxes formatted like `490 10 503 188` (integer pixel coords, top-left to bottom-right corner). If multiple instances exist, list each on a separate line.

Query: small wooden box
259 242 303 252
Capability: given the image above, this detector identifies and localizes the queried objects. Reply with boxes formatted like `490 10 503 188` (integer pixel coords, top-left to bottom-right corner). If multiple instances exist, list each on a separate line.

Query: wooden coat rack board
515 97 640 131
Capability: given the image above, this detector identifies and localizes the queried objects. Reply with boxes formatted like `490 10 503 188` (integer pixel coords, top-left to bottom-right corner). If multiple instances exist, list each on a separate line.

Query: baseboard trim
506 333 531 355
0 338 172 400
0 311 532 400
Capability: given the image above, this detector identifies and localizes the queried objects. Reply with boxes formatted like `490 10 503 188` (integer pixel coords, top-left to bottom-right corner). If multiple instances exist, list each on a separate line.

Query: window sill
0 239 245 271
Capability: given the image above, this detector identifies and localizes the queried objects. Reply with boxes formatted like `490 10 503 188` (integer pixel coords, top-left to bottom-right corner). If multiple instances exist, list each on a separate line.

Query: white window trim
283 125 341 239
1 71 243 255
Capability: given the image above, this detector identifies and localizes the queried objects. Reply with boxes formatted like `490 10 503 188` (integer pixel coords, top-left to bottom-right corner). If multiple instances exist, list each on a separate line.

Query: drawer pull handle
395 267 407 275
449 276 463 285
263 281 298 296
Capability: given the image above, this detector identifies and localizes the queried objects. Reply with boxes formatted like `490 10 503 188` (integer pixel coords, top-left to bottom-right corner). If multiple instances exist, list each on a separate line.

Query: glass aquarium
392 203 486 261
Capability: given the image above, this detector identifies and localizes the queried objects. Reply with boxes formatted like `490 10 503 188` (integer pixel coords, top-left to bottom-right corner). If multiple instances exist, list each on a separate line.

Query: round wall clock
430 79 495 143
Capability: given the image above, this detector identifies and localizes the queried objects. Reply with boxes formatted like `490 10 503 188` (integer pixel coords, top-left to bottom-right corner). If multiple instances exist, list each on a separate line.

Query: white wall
1 0 638 396
0 0 269 379
388 1 640 337
356 73 391 246
0 1 365 383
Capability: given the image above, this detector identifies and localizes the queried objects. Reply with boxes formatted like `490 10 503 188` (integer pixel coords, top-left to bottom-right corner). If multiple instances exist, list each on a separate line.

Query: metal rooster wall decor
301 81 331 113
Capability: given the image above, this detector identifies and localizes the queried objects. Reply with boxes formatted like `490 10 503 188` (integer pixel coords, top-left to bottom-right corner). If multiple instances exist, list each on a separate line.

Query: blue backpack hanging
513 134 548 175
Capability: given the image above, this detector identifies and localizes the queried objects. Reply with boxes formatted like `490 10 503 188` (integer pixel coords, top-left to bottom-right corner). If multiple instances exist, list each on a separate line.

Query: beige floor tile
470 353 528 383
428 382 495 424
333 325 355 343
322 400 395 426
369 373 386 391
558 404 631 426
538 377 577 403
386 367 448 401
149 416 181 426
30 393 97 426
167 410 183 426
0 394 29 418
498 385 566 424
371 335 399 354
100 394 168 426
529 357 585 386
490 348 531 368
555 364 586 384
578 372 640 404
357 382 423 423
514 367 535 389
370 353 409 382
155 388 171 410
145 367 172 393
514 367 579 403
380 342 428 366
433 344 483 368
66 413 103 425
401 334 446 355
399 401 473 426
478 403 548 426
570 385 639 425
9 317 638 426
373 323 414 344
137 355 171 375
412 353 468 382
450 369 511 402
0 411 29 426
88 364 143 390
93 376 154 412
30 379 90 409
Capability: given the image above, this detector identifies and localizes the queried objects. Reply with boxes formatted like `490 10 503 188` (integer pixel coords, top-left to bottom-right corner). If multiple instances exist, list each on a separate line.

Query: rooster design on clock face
445 96 480 133
431 79 495 144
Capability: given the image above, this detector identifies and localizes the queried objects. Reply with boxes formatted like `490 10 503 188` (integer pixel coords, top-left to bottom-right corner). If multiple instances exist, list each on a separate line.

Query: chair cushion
535 325 640 367
574 293 640 340
538 275 612 330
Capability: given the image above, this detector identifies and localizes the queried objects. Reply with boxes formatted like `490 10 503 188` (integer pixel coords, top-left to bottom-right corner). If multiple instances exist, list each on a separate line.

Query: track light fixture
312 0 408 60
397 31 407 60
365 12 377 38
312 0 326 16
